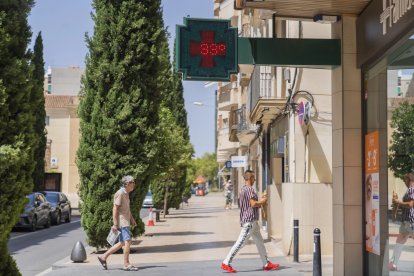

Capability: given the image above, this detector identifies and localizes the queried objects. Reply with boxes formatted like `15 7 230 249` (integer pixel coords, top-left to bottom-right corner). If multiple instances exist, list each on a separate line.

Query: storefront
357 1 414 274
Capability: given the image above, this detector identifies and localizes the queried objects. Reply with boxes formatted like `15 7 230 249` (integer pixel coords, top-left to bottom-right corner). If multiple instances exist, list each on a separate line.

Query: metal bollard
294 219 299 262
155 209 160 222
70 241 87 263
313 228 322 276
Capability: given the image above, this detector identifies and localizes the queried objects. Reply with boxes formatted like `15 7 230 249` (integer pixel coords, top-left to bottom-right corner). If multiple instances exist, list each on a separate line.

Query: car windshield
45 193 59 203
146 192 152 197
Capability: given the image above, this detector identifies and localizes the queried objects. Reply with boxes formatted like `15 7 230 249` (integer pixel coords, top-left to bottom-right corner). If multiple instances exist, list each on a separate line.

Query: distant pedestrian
221 170 279 273
389 173 414 271
224 180 233 210
97 175 139 271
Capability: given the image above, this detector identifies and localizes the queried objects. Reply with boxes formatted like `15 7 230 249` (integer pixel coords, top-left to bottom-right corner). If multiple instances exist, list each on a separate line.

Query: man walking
221 170 279 273
98 175 139 271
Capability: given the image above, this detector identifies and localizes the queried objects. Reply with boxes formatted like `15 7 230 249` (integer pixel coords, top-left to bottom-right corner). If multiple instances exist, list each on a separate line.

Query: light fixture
313 15 341 24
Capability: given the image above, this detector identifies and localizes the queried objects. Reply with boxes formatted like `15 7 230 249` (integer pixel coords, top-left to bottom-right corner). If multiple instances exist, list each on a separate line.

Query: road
8 208 150 276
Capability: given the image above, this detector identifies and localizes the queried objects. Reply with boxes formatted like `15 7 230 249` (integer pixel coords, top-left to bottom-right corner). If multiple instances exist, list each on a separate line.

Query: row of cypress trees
0 0 191 273
77 0 192 248
0 1 47 274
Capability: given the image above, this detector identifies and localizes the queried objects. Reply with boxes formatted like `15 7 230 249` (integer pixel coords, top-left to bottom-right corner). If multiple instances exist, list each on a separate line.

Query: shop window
364 36 414 275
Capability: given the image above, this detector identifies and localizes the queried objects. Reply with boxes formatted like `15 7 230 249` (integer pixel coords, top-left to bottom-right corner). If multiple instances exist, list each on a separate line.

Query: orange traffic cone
147 207 155 226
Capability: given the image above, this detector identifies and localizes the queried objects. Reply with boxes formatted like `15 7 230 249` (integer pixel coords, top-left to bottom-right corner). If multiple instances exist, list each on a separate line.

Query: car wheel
54 211 61 225
65 209 71 223
45 214 51 228
30 216 37 232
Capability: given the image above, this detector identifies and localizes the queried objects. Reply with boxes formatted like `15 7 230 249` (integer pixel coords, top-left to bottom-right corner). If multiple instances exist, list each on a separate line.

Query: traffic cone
147 207 155 226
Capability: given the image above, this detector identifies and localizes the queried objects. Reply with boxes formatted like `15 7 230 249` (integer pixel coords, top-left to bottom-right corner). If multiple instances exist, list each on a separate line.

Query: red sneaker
221 263 237 273
263 261 280 271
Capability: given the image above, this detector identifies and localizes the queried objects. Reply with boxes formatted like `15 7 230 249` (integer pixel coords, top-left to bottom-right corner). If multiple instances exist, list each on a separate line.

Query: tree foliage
77 0 165 248
149 30 192 211
388 101 414 179
186 153 219 190
150 107 193 210
31 32 46 191
0 1 35 274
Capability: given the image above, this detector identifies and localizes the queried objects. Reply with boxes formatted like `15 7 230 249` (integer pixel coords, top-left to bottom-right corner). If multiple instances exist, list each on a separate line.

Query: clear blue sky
29 0 216 158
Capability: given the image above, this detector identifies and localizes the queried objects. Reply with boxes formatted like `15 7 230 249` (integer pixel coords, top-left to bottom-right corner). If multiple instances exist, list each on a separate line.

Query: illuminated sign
176 18 238 81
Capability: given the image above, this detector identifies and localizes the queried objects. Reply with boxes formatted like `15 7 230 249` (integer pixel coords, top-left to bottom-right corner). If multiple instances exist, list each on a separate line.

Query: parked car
42 191 71 225
142 191 153 208
15 192 52 231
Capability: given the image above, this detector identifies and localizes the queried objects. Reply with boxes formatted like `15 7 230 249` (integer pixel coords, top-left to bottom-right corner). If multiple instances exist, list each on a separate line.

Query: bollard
155 208 160 222
313 228 322 276
70 241 87 263
294 219 299 262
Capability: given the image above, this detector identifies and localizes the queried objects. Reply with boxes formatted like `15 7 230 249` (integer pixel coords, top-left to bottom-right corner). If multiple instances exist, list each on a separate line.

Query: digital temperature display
190 31 226 68
176 18 238 81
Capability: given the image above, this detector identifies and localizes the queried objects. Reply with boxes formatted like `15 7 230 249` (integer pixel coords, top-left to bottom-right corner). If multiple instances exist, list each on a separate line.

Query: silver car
142 191 153 208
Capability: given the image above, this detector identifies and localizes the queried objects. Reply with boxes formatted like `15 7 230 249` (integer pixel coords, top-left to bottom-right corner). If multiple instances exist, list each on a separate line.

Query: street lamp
193 101 206 106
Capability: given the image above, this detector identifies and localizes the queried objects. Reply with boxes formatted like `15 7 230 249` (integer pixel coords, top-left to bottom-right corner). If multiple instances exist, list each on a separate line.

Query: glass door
364 33 414 275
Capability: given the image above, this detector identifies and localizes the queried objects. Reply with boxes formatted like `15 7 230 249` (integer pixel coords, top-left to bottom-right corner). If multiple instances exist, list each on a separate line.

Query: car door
59 193 67 217
37 194 49 225
34 194 44 225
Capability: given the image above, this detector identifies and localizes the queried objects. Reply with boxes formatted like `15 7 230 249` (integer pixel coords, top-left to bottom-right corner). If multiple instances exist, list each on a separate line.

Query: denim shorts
399 221 414 236
119 226 131 242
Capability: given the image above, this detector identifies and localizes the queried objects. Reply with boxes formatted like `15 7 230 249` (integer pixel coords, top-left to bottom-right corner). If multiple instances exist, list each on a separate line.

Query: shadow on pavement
236 265 291 273
150 231 214 236
167 215 213 219
133 240 235 253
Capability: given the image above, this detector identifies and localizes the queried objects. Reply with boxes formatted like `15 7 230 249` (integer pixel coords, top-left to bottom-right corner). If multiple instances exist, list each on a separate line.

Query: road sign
176 18 238 81
304 102 312 125
298 102 305 126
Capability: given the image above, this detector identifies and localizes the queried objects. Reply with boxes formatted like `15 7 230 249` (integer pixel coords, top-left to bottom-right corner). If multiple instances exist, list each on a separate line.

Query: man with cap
98 175 139 271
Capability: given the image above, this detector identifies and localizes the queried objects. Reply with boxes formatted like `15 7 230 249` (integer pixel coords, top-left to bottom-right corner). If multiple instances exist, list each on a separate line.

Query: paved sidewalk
50 192 333 275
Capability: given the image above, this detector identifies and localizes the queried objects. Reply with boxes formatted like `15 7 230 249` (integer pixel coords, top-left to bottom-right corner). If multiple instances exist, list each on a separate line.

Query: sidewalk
50 192 333 275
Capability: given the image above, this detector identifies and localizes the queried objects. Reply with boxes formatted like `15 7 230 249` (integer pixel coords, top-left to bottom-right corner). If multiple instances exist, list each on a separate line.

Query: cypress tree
150 33 193 210
31 32 46 191
77 0 165 248
0 1 35 274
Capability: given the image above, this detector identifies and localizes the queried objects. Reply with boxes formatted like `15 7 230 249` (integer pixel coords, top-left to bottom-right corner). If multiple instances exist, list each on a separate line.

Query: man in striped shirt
221 170 279 273
389 173 414 271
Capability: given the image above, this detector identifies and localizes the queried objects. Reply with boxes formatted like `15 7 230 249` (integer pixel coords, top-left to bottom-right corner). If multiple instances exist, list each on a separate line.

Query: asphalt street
8 209 150 276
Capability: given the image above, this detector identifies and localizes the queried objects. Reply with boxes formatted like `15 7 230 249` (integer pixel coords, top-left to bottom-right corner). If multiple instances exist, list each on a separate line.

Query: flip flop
97 256 107 270
123 265 139 271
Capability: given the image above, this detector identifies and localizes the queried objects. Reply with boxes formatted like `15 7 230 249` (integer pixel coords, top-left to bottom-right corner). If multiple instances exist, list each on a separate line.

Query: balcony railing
229 104 256 142
236 105 256 132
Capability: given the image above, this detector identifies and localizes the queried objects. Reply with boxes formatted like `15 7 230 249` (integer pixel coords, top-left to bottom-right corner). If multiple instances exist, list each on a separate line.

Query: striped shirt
239 185 259 226
402 186 414 223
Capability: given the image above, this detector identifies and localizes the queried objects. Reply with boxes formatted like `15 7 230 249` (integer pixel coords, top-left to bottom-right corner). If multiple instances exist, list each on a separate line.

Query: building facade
44 67 83 208
215 0 414 275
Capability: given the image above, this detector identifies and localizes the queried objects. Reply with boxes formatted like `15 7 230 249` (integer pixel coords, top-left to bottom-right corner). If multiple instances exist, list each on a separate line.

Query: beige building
215 0 414 275
44 67 82 208
215 0 333 256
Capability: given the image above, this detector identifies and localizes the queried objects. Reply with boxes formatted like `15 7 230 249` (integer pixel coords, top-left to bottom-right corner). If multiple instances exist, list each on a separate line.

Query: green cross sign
176 18 238 81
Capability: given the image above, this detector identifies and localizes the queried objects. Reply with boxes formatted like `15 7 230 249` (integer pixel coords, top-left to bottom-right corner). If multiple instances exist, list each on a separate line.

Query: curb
51 245 95 271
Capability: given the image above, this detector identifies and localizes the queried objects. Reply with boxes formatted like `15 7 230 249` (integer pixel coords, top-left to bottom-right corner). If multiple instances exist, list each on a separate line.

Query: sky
28 0 216 158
